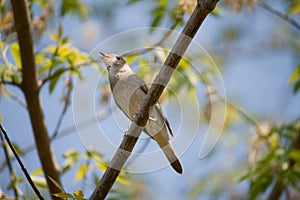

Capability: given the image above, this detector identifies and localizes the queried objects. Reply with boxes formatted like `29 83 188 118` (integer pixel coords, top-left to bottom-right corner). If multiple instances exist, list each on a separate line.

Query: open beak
99 52 112 70
99 51 109 60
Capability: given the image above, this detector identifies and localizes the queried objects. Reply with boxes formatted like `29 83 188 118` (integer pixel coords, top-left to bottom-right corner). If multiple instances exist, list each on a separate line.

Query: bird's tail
153 132 183 174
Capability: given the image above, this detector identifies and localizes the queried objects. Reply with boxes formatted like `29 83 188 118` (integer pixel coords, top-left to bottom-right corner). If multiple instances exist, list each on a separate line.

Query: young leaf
293 80 300 94
61 0 90 20
31 168 44 176
58 22 63 39
49 68 65 93
48 176 64 192
289 1 300 14
53 192 73 198
64 149 79 160
73 190 84 198
10 42 21 69
31 176 47 189
76 163 89 181
288 65 300 85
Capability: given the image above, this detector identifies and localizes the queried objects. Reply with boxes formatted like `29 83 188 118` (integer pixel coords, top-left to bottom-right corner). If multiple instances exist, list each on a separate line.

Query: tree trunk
10 0 62 199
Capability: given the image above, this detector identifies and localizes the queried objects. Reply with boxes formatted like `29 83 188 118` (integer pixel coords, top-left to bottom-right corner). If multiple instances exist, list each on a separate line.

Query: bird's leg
149 116 157 121
133 112 157 124
124 130 128 137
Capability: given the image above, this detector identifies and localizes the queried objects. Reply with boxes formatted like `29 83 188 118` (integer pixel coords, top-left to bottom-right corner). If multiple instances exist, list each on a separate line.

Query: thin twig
0 110 113 172
258 2 300 32
0 124 44 200
0 129 19 198
51 76 73 140
121 22 179 57
38 67 72 91
90 1 220 199
0 85 27 109
0 45 22 88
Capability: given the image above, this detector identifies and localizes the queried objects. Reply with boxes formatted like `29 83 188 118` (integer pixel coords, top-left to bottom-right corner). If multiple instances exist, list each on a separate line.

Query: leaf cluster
240 123 300 199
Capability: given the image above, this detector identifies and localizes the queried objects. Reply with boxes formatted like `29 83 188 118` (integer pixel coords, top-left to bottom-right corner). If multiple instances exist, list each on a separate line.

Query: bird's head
99 52 126 70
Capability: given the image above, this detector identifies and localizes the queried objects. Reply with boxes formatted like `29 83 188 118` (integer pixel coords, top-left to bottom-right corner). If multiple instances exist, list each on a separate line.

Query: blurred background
1 0 300 199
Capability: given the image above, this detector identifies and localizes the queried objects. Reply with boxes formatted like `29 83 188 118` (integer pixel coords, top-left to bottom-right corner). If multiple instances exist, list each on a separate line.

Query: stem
0 128 19 198
258 2 300 32
0 124 44 200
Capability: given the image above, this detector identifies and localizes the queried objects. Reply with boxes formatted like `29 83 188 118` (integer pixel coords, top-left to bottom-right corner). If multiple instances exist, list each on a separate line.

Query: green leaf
288 65 300 85
84 150 102 161
62 149 79 173
127 0 140 4
53 192 73 198
116 174 129 185
48 176 64 192
49 68 66 93
252 151 276 175
61 0 90 20
64 149 79 159
11 142 24 155
36 53 51 73
7 177 23 191
73 190 84 198
31 168 44 176
10 42 21 69
250 171 273 199
76 163 89 181
49 31 59 42
239 171 252 182
97 161 108 172
31 176 47 189
289 1 300 14
58 22 63 39
293 80 300 94
150 14 163 28
290 149 300 165
61 36 70 44
62 162 73 174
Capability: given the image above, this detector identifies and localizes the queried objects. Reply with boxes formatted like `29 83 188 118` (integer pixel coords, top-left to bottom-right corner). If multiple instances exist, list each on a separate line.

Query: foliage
0 0 300 199
240 123 300 199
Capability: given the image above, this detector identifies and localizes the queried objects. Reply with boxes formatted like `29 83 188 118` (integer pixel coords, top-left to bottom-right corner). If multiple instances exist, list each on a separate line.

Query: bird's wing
131 74 175 137
154 104 175 137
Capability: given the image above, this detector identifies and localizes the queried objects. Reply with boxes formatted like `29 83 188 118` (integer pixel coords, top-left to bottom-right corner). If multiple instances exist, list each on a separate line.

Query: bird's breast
111 75 145 119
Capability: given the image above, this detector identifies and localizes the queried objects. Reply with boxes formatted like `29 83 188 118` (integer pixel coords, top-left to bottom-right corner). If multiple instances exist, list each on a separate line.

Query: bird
99 52 183 174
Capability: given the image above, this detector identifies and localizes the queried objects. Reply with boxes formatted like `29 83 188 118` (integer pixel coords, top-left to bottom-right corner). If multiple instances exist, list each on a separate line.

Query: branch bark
10 0 62 199
90 0 219 199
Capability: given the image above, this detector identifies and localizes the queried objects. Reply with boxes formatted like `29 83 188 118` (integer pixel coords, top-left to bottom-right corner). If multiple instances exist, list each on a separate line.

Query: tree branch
121 22 179 57
38 67 73 91
50 76 72 140
10 0 62 199
89 0 220 199
0 111 112 172
258 2 300 32
0 85 27 109
0 124 44 200
0 126 19 199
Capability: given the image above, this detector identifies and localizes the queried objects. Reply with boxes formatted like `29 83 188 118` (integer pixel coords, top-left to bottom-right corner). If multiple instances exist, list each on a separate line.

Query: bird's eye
116 56 121 60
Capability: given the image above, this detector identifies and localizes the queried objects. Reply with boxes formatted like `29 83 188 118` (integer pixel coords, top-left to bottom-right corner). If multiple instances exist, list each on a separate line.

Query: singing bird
99 52 182 174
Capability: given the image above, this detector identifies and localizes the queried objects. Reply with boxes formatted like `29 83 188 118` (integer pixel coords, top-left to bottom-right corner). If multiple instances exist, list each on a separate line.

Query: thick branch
89 0 219 199
10 0 62 199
